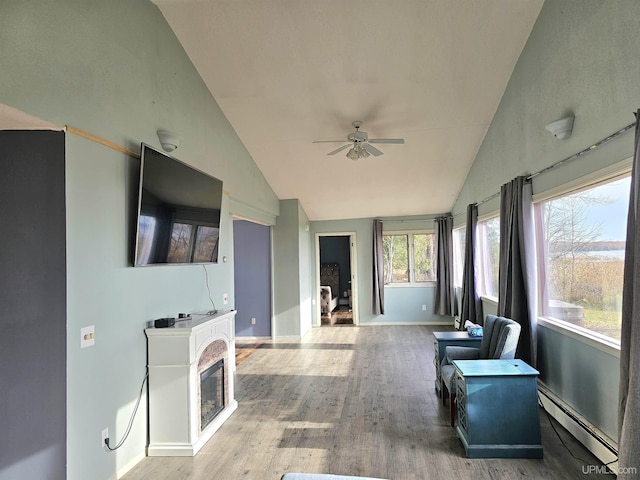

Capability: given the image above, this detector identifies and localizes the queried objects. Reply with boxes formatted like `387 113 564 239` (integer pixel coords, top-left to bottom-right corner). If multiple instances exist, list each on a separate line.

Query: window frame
382 230 436 287
452 226 466 288
468 160 632 354
476 213 500 302
532 166 631 351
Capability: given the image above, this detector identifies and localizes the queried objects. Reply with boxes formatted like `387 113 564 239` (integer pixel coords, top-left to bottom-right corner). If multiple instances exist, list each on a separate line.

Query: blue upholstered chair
440 314 521 426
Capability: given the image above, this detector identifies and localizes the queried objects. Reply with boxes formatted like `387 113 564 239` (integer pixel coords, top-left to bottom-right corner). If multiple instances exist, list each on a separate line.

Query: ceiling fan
313 121 405 160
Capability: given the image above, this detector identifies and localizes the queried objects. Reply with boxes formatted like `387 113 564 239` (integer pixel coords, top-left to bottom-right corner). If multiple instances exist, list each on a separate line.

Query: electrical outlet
101 427 109 449
251 317 256 325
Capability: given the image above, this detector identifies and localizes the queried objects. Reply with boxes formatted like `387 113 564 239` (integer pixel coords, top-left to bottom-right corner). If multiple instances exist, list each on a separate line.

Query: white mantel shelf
145 310 238 457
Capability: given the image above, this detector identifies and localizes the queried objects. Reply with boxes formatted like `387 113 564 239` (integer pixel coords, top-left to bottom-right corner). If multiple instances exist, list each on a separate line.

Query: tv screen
134 143 223 266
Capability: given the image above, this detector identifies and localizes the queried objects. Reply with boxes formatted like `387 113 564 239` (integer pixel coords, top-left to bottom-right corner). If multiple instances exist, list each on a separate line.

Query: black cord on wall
202 264 218 314
104 368 148 451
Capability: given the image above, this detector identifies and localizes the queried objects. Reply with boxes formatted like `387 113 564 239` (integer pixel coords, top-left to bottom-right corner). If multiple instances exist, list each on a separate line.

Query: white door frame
315 232 358 326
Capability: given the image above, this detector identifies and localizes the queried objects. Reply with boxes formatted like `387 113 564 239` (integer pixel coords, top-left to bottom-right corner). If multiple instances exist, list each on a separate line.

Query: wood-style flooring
235 342 264 365
123 326 613 480
321 306 354 326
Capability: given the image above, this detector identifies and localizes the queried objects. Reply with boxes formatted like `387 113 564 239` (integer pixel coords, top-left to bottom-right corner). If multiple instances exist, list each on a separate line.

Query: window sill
478 297 620 356
384 282 436 289
480 295 498 306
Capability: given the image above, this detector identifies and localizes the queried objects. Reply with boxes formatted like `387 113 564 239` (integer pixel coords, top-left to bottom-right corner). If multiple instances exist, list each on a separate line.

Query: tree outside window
383 234 408 283
535 176 630 342
383 232 435 284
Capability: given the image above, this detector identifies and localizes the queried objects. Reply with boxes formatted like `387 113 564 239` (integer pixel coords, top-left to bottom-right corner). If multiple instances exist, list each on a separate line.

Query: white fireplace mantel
145 310 238 456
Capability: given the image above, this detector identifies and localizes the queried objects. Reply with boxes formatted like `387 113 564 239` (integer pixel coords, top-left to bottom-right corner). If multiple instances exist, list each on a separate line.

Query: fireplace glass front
200 359 225 431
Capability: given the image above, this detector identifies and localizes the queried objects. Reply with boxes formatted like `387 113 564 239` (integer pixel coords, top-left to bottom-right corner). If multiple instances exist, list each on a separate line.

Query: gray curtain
618 111 640 479
497 176 537 367
434 216 456 316
460 204 483 329
372 219 385 315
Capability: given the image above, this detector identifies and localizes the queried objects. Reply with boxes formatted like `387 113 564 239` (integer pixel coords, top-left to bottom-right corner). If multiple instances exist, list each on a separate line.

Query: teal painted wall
311 217 452 326
384 287 451 325
1 2 278 479
537 326 619 441
272 199 313 337
298 202 313 337
0 2 279 216
453 0 640 220
459 0 640 444
381 217 452 325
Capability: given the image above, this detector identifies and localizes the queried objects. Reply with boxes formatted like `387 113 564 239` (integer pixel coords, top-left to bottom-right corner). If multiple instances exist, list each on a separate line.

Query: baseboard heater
537 383 618 474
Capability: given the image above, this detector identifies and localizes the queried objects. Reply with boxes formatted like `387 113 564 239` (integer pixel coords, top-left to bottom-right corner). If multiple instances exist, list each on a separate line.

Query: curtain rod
527 121 636 180
381 216 454 224
381 216 444 223
453 120 637 219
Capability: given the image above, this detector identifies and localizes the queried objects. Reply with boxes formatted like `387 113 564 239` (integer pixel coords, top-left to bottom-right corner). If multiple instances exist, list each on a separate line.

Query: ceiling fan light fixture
313 121 404 158
347 145 369 161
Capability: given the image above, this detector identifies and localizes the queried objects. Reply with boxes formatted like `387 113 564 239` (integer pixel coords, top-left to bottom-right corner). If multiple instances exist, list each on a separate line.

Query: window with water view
535 175 630 342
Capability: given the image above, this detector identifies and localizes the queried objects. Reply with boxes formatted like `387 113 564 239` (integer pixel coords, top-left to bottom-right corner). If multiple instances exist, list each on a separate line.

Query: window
477 216 500 299
453 227 466 287
535 175 630 342
383 232 435 284
383 234 408 283
413 233 435 282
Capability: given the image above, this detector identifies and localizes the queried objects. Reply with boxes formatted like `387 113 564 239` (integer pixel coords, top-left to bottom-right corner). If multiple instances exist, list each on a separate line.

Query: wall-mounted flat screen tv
134 143 223 266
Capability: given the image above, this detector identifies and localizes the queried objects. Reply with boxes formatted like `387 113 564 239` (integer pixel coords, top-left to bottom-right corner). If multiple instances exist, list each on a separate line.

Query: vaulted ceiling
152 0 543 221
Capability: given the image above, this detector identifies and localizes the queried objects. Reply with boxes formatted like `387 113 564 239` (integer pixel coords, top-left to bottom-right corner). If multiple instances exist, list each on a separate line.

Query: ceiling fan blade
368 138 405 144
363 143 384 156
312 140 347 143
327 144 351 155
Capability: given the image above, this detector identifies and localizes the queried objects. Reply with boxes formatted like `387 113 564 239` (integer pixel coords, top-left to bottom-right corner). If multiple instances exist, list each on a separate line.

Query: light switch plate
81 325 95 348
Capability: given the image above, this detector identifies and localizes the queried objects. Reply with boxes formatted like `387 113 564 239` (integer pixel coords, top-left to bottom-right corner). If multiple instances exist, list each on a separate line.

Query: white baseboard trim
537 384 618 474
236 336 272 341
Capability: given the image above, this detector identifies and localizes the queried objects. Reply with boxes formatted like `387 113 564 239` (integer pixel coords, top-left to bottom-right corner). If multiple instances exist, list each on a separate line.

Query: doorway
316 232 358 326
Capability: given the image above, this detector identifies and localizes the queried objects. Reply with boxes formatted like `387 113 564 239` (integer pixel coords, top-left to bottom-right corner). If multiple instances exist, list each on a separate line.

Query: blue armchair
440 314 521 426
